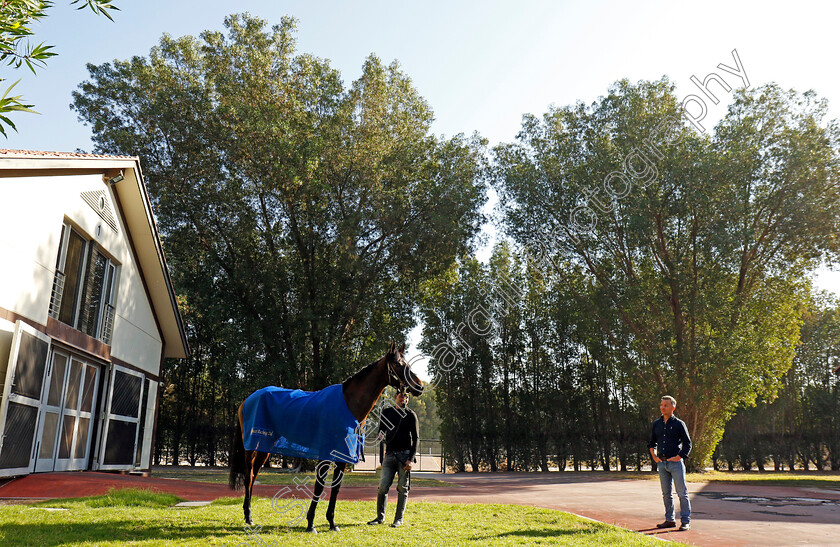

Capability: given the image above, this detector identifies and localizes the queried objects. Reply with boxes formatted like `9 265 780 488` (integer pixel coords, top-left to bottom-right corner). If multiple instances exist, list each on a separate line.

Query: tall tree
73 14 485 462
714 290 840 471
487 243 524 470
493 79 840 467
420 257 495 471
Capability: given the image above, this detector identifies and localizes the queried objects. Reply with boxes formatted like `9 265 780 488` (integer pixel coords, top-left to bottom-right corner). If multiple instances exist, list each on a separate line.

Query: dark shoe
367 518 384 525
679 522 690 531
656 521 676 529
391 519 403 528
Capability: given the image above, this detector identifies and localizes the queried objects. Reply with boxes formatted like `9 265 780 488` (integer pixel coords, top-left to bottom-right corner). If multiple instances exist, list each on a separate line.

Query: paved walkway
2 471 839 546
409 473 840 546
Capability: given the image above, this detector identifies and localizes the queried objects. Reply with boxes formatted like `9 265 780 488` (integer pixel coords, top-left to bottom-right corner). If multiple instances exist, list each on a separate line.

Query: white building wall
0 177 61 325
0 174 162 374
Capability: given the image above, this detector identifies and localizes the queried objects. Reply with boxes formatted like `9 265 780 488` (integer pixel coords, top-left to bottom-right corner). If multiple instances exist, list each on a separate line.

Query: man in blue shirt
648 395 692 531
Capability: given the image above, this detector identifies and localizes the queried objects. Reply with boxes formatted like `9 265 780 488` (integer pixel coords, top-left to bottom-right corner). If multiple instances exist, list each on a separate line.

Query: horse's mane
341 358 381 389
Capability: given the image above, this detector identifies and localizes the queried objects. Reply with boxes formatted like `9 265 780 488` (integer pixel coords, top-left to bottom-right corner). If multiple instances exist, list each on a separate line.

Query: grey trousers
375 451 411 522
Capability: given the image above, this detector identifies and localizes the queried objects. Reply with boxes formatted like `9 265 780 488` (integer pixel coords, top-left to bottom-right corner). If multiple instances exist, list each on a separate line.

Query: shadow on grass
0 521 245 547
471 526 601 540
285 522 369 534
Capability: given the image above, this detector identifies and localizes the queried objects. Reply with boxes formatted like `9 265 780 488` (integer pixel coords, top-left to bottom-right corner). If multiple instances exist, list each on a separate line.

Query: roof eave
0 151 190 359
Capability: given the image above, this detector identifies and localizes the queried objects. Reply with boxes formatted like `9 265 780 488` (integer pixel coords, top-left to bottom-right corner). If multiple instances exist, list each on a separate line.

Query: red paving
2 471 840 546
0 471 240 501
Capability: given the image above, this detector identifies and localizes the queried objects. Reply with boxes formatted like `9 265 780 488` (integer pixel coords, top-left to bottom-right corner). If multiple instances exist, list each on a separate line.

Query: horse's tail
229 408 246 491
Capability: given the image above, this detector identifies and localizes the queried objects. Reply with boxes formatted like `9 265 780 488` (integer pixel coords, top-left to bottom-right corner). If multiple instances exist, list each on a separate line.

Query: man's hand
667 455 682 462
404 462 413 471
652 456 662 463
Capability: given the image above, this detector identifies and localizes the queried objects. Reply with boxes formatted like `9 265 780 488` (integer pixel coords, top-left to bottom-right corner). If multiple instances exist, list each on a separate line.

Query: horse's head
385 341 423 396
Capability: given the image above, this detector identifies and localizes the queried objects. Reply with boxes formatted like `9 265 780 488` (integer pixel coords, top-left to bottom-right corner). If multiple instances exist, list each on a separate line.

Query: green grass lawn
0 488 673 546
152 465 451 487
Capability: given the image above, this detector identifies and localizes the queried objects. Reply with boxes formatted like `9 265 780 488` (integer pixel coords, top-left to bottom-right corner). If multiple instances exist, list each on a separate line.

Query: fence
355 438 444 473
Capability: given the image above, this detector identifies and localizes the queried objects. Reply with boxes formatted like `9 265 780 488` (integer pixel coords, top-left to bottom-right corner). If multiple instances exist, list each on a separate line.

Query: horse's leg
325 462 347 531
243 450 254 525
244 451 270 525
305 460 329 533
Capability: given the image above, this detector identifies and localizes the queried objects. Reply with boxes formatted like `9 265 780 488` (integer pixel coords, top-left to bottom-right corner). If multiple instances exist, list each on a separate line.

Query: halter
387 355 406 389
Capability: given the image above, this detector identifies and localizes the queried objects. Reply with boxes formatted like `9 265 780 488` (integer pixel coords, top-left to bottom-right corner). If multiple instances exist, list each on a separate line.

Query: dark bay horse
229 342 423 533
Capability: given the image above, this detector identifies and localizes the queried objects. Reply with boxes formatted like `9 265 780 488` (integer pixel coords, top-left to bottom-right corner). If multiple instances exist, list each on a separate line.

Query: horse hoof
245 519 253 526
305 527 317 534
329 526 340 532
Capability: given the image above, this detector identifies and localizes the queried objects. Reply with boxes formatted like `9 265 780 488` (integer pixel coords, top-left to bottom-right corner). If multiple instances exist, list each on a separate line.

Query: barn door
0 322 51 477
98 365 144 471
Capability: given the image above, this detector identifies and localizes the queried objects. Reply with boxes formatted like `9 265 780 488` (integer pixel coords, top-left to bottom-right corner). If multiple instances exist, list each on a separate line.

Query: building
0 150 188 477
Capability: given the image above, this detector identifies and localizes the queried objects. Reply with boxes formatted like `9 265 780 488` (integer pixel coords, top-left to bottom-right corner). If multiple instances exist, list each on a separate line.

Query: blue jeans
658 460 691 523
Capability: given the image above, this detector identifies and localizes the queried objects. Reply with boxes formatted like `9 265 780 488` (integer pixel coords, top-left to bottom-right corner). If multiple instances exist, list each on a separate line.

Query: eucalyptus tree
494 78 840 467
73 13 485 430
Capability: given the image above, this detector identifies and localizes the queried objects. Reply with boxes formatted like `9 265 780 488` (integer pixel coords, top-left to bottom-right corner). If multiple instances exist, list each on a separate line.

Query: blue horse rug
242 384 363 464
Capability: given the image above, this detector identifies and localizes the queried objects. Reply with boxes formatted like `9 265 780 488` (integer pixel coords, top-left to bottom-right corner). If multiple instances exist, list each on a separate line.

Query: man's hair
661 395 677 406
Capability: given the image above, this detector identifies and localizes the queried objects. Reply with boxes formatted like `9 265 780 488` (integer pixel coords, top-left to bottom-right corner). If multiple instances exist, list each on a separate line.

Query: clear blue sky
6 0 840 371
10 0 840 154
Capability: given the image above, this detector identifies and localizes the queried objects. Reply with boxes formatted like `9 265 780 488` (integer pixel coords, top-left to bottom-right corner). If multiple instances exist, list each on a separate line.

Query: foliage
492 78 840 468
408 387 441 440
0 0 117 135
419 244 653 472
714 292 840 471
72 14 484 464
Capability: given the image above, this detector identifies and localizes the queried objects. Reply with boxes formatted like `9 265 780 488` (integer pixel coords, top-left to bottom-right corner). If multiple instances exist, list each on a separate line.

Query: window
50 222 119 344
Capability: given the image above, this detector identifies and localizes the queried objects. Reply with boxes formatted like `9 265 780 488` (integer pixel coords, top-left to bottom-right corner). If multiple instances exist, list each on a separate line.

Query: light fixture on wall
105 170 125 185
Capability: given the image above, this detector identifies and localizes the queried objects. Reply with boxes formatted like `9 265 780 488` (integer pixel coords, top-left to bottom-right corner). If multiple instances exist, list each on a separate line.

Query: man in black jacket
648 395 692 531
367 389 419 528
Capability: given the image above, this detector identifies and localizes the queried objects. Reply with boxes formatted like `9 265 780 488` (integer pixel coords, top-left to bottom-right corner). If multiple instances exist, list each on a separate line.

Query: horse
228 342 423 533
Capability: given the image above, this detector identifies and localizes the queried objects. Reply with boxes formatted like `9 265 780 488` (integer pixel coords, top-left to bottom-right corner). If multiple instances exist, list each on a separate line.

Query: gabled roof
0 149 189 359
0 149 135 160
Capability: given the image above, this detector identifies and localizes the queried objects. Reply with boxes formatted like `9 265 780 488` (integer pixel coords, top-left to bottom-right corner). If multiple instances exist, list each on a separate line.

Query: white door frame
33 350 70 473
53 356 100 472
97 364 144 471
0 321 51 477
